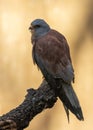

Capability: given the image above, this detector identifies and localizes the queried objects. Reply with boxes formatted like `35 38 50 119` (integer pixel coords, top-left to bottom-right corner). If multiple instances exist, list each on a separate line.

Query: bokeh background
0 0 93 130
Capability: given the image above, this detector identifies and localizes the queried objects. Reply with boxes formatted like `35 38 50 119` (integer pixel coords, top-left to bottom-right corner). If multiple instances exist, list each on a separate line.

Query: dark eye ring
34 25 41 28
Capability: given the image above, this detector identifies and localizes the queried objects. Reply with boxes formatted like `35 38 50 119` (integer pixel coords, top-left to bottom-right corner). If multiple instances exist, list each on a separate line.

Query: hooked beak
29 26 34 32
29 26 32 30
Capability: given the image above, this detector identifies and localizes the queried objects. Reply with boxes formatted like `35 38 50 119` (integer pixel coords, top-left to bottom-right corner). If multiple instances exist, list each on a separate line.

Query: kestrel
29 19 84 121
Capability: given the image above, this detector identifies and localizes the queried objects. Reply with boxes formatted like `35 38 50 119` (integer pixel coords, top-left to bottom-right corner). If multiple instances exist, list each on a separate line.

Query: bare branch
0 80 57 130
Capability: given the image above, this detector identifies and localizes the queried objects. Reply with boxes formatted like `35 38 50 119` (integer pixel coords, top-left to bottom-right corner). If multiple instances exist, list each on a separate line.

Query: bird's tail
58 82 84 121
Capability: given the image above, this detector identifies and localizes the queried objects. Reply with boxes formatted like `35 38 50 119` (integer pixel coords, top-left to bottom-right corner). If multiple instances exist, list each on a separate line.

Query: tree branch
0 80 57 130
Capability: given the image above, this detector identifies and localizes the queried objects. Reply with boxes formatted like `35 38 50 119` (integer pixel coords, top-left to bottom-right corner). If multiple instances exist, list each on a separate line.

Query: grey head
29 19 50 39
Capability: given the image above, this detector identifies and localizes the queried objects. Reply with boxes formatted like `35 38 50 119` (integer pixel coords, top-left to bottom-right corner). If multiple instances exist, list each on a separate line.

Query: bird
29 18 84 121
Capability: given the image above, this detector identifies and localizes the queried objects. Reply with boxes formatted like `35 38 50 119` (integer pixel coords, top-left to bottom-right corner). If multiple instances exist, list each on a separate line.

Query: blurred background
0 0 93 130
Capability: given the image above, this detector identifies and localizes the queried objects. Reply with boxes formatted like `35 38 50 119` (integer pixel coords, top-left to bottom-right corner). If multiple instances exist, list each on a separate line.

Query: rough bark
0 80 57 130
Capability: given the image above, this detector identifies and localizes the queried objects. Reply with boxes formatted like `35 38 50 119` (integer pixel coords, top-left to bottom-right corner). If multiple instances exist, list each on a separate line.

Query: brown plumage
29 19 84 121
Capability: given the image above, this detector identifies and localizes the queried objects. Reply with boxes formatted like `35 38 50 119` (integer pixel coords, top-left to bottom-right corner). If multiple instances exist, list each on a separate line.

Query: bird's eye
34 25 41 28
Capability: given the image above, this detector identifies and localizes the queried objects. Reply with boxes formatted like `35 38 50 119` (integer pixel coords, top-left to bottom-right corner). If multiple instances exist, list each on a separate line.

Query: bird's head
29 19 50 38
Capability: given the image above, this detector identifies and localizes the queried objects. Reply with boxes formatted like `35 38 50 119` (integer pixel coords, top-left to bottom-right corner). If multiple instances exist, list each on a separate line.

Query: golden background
0 0 93 130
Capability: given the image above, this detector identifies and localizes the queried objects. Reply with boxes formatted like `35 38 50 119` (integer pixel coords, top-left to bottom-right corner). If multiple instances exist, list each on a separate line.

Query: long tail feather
58 82 84 121
63 104 69 122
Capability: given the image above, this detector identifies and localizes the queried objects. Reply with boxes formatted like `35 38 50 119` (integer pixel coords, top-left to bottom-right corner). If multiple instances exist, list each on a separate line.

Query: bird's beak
29 26 34 32
29 26 32 30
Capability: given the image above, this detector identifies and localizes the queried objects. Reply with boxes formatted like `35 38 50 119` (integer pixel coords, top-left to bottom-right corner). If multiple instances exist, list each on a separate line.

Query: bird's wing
33 30 74 84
